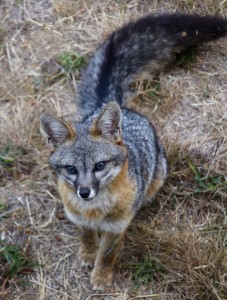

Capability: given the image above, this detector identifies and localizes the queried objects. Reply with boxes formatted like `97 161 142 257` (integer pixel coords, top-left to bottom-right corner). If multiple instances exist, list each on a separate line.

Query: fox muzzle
77 187 97 201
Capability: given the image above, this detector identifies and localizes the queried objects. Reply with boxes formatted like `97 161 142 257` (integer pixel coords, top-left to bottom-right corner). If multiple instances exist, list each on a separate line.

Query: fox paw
78 247 97 269
90 268 113 291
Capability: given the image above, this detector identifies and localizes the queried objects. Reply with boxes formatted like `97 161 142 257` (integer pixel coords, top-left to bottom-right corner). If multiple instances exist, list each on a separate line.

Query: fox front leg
78 227 99 268
90 231 124 291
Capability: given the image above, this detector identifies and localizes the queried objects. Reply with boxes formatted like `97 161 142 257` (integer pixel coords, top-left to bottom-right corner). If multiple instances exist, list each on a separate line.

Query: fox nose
79 187 91 199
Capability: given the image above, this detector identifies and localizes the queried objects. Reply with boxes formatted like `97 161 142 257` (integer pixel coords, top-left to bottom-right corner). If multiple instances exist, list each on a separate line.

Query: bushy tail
78 13 227 119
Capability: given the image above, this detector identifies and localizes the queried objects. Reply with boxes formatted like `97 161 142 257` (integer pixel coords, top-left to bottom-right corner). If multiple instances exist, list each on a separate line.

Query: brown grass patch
0 0 226 299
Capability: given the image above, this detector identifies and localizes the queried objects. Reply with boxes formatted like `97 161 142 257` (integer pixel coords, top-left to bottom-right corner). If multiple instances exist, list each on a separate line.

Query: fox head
40 102 127 201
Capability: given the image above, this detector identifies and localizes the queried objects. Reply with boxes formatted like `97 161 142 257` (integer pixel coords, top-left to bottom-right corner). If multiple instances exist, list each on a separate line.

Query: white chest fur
64 187 131 234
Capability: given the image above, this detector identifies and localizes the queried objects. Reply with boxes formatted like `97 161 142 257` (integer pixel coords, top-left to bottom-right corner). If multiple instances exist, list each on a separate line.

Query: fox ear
92 102 122 142
40 115 76 147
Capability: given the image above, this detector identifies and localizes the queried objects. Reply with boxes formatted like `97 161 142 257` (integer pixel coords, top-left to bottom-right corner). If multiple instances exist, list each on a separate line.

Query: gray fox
40 13 227 291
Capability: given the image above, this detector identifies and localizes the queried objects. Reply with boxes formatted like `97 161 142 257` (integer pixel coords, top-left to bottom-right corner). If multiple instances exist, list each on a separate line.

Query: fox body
41 13 227 290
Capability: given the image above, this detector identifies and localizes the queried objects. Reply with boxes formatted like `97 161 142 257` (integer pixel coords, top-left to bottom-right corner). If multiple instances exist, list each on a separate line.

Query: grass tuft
0 145 35 186
0 239 37 287
188 159 227 196
175 48 197 69
147 81 162 101
41 52 86 85
0 145 15 169
129 256 164 289
57 52 86 74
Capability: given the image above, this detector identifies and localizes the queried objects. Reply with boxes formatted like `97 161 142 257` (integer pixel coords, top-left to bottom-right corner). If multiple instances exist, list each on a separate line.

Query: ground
0 0 226 299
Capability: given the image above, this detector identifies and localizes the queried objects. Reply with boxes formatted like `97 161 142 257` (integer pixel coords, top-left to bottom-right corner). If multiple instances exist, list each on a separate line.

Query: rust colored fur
146 164 166 201
106 161 136 221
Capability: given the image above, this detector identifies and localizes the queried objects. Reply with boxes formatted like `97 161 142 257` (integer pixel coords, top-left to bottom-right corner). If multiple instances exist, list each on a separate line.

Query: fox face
48 133 126 200
40 102 127 201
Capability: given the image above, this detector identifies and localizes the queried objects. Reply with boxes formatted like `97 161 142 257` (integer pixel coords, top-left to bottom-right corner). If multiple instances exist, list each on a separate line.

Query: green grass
0 27 6 52
0 145 18 185
175 47 197 68
15 0 24 6
41 52 87 85
0 145 15 169
0 144 34 184
147 81 161 101
0 200 7 214
129 256 164 289
188 159 227 196
0 239 36 285
0 198 7 222
57 52 86 74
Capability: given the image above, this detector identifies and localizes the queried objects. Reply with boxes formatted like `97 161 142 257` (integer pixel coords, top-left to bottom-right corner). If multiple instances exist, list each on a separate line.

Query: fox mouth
80 196 95 202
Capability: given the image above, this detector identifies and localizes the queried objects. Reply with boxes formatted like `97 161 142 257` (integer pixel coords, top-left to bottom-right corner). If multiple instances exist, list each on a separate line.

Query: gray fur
42 13 227 218
78 32 174 119
120 108 167 211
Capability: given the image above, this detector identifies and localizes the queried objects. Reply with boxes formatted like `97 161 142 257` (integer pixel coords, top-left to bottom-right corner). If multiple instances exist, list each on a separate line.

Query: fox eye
65 165 77 175
94 161 106 172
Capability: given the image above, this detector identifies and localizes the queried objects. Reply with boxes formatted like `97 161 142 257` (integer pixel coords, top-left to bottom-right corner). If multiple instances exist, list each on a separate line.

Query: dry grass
0 0 226 299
